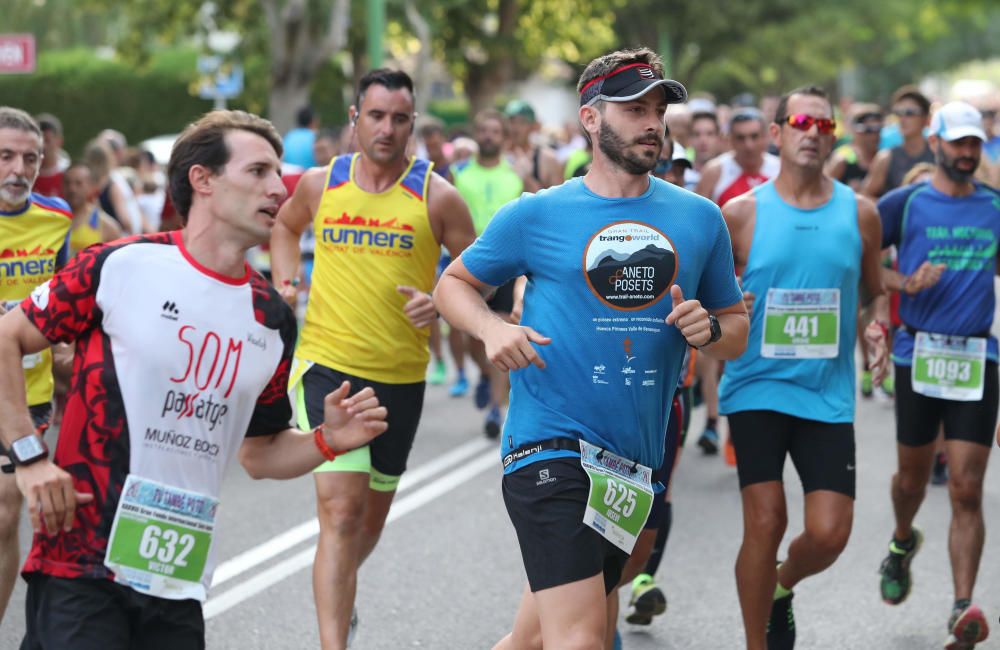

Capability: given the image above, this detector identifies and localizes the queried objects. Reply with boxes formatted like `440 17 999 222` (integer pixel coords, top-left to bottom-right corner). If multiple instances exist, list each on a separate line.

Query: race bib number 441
912 332 986 401
579 441 654 554
105 475 218 600
762 288 840 359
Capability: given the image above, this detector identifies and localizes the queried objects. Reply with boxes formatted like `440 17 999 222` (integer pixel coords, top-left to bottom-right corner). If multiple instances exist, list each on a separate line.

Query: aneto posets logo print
582 221 677 311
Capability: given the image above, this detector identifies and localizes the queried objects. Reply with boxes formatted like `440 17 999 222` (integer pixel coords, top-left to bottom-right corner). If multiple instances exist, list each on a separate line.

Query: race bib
579 440 654 554
762 288 840 359
105 475 218 600
911 332 986 401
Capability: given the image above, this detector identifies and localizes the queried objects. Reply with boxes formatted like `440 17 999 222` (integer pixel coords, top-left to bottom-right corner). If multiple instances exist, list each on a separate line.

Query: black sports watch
9 435 48 467
699 314 722 348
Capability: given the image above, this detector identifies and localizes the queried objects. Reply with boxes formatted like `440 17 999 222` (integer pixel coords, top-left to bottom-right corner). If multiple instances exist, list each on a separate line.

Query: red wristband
313 425 340 462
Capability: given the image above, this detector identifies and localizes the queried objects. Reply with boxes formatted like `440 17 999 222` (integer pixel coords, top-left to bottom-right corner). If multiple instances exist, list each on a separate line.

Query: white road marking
211 438 492 587
204 447 498 619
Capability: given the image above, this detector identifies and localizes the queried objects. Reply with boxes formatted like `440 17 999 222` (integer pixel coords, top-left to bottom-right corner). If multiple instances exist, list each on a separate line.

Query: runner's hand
864 322 889 386
481 320 551 372
397 286 437 329
15 460 93 535
278 279 298 307
903 262 946 295
320 381 389 452
742 291 755 319
665 285 712 347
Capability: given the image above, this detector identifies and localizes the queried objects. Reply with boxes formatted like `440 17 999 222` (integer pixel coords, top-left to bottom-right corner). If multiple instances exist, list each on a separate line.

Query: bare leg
776 490 853 590
313 471 370 650
945 439 990 601
735 482 787 650
0 474 22 625
890 442 935 541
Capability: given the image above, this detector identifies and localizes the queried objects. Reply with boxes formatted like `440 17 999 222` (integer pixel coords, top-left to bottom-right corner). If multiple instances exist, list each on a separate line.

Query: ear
188 164 214 198
927 133 939 151
579 105 600 142
769 122 781 149
349 105 358 125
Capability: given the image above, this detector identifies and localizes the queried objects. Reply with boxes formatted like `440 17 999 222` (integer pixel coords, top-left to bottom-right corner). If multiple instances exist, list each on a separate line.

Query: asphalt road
2 373 999 649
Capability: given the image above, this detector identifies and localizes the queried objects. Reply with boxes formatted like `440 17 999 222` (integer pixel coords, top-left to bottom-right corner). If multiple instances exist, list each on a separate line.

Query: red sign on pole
0 35 36 74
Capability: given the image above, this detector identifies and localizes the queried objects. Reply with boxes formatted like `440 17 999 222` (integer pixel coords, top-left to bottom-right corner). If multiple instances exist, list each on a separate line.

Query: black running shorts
728 410 856 498
301 363 425 477
894 361 999 448
503 457 629 594
21 574 204 650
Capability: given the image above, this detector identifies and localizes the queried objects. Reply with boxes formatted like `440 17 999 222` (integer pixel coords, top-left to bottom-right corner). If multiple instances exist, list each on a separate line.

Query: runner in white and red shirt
696 108 781 208
0 110 388 650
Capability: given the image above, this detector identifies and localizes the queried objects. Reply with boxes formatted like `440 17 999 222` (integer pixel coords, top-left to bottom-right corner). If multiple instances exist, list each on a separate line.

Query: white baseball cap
930 101 987 142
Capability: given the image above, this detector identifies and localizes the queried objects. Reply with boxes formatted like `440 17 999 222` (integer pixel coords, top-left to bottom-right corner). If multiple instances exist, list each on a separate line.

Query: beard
478 140 501 159
935 143 979 183
597 120 661 175
0 175 31 207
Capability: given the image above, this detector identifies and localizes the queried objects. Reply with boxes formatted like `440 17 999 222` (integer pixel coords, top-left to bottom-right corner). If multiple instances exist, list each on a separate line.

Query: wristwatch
699 315 722 348
9 435 48 467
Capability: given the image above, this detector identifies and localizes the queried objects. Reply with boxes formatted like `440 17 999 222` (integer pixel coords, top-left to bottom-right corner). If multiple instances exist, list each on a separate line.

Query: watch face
12 436 45 461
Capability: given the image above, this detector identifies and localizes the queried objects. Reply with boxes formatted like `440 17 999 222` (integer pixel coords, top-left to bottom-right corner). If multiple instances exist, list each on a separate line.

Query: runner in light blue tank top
719 179 861 422
717 86 889 650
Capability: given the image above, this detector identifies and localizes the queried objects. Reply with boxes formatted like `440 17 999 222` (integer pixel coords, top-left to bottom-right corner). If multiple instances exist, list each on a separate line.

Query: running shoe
879 527 923 605
861 370 873 398
347 607 359 648
449 375 469 398
428 359 447 385
697 427 719 455
931 453 949 486
484 405 502 439
474 375 491 409
766 592 795 650
882 374 895 397
945 603 989 650
624 573 667 625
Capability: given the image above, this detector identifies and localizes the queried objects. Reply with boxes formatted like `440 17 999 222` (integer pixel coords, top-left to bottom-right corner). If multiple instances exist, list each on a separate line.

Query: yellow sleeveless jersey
0 194 72 406
297 154 439 383
69 207 104 256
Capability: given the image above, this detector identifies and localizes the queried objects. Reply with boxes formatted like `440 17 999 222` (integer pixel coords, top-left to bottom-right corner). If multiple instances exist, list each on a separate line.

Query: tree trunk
268 83 312 136
405 1 432 115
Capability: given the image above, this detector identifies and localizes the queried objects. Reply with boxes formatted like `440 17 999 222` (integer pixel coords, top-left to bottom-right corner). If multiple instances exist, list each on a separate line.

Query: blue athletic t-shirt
461 177 742 474
880 181 1000 365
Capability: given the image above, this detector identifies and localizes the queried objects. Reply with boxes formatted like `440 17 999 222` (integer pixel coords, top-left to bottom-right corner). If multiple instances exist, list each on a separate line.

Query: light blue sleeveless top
719 180 861 423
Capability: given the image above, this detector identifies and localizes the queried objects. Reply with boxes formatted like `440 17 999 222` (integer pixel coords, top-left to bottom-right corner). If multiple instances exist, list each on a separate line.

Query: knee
894 471 927 500
948 476 983 513
317 495 365 537
804 519 851 558
0 492 22 537
744 507 787 544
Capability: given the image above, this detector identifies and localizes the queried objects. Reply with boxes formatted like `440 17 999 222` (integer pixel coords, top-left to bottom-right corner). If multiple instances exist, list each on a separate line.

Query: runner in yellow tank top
0 107 72 622
270 69 476 649
64 162 122 257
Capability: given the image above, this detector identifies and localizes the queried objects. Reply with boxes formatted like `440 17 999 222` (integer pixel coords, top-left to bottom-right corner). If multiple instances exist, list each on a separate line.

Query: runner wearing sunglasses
718 85 888 650
825 103 884 191
862 85 934 198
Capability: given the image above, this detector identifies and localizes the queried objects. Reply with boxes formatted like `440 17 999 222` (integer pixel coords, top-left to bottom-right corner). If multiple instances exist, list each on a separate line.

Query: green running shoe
881 374 895 397
625 573 666 625
879 527 923 605
861 370 873 398
428 359 447 385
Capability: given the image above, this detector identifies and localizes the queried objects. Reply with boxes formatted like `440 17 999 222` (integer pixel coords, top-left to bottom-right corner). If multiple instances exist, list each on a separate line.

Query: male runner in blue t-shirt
434 47 748 650
876 101 998 650
719 86 889 650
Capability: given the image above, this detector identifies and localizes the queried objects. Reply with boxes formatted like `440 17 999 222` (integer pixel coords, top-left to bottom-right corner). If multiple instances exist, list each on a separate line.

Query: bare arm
107 181 134 234
540 148 563 189
270 168 324 304
428 173 477 259
0 308 93 534
857 196 890 382
694 159 721 200
238 382 388 480
99 212 123 243
434 257 550 372
860 150 890 199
